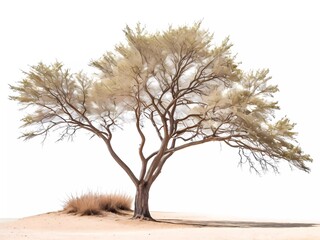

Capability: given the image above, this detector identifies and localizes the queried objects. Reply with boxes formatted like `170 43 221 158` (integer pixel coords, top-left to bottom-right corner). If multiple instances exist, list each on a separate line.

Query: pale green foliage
10 62 94 140
10 23 311 176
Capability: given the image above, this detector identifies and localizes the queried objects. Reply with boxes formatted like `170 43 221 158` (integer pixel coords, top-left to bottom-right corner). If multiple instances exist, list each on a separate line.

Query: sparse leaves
10 23 312 184
10 23 313 220
10 62 114 141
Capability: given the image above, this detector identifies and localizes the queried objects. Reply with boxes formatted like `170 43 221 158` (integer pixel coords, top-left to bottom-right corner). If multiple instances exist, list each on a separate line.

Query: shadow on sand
158 219 316 228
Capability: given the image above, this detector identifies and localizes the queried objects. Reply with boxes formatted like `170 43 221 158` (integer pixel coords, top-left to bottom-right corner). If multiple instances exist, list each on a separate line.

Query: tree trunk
133 181 154 221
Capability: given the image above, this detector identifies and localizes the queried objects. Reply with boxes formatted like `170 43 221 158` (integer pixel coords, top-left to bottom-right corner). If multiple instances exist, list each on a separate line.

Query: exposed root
131 214 156 221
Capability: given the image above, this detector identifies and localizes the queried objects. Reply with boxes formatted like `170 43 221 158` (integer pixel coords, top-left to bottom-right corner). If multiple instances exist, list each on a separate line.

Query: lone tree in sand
10 23 312 220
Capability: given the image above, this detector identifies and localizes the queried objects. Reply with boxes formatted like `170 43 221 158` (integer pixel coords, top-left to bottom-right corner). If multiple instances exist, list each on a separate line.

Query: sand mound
0 211 319 240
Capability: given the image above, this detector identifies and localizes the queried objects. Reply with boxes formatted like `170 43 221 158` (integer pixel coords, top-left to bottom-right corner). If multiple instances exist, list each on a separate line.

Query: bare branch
10 23 312 220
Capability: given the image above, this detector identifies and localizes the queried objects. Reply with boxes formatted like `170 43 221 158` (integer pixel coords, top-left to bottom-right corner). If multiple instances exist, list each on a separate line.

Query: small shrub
63 192 133 216
63 192 102 216
99 193 132 213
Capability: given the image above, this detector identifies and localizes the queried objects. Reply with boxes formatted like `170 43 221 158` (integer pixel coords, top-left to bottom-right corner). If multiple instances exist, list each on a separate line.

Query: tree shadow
157 219 317 228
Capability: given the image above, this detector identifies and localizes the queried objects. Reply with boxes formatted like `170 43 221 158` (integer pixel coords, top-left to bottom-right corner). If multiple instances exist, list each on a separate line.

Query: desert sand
0 211 319 240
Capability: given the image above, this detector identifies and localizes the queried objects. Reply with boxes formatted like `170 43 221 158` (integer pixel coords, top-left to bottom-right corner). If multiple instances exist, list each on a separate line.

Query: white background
1 0 319 222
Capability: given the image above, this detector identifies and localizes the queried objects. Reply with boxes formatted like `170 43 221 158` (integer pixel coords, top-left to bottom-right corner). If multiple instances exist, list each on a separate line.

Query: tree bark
133 181 154 221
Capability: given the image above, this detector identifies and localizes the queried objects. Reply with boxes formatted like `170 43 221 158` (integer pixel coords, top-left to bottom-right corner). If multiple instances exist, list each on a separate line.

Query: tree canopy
10 23 312 219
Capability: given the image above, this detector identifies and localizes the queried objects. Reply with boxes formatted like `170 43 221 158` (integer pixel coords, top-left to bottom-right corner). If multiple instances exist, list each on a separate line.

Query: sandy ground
0 211 319 240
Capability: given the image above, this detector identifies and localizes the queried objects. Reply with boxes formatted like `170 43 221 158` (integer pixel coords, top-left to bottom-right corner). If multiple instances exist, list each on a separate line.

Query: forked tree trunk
133 181 153 220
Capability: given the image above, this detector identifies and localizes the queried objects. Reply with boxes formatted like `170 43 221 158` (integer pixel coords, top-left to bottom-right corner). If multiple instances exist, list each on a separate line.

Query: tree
10 23 312 220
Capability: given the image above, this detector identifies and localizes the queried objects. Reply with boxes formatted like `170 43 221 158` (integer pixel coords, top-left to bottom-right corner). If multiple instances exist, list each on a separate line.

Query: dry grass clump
63 192 133 216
